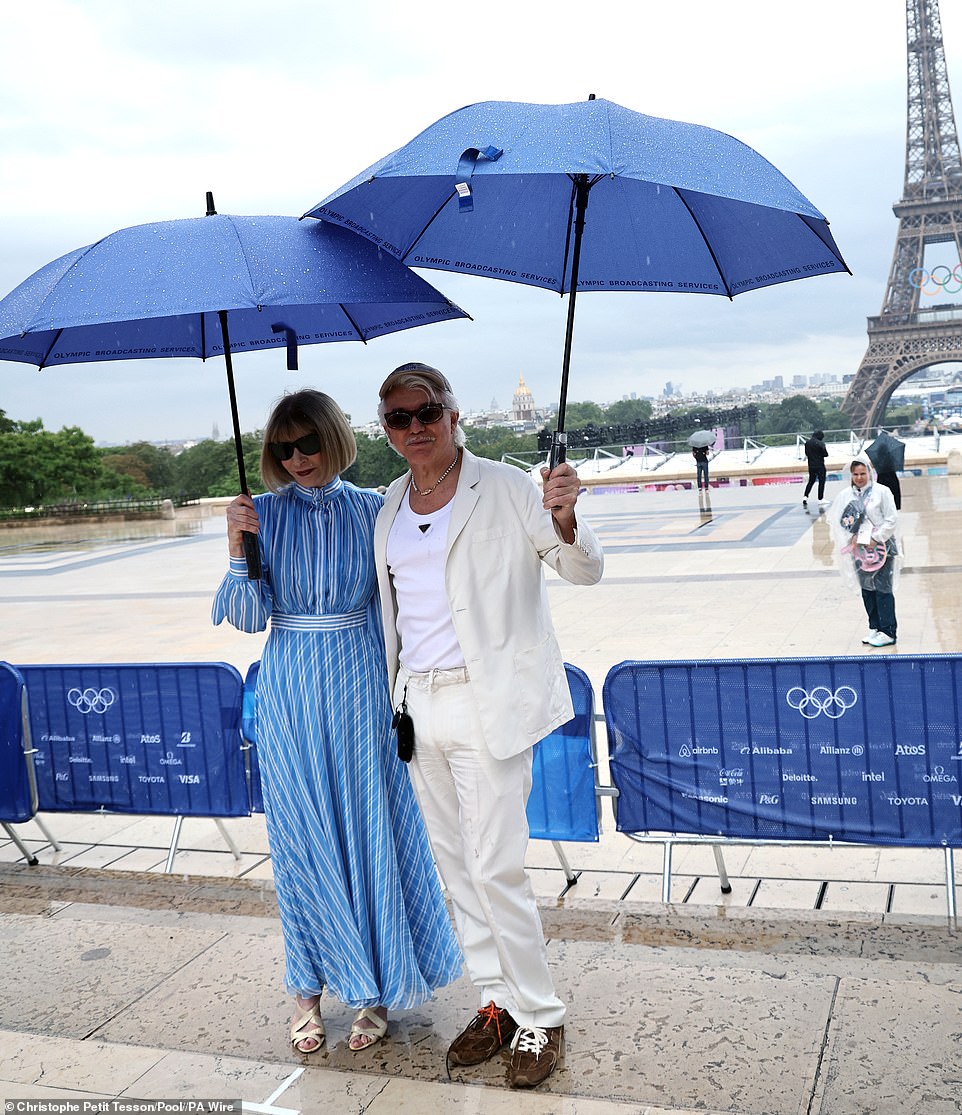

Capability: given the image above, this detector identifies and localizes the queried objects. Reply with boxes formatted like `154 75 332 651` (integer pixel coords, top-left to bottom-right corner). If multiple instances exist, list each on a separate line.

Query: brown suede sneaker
447 1002 518 1067
508 1024 564 1088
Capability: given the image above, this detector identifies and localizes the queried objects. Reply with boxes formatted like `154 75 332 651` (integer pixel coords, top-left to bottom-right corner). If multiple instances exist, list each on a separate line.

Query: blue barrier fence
17 663 249 818
0 663 34 825
604 655 962 847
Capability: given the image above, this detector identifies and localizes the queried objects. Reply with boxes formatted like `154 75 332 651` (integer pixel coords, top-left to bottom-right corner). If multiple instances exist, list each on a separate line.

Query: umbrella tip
588 92 596 100
205 191 217 216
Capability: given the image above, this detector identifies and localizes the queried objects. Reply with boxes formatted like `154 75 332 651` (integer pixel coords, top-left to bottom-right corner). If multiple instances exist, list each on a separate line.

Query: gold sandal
290 1000 326 1054
348 1007 388 1051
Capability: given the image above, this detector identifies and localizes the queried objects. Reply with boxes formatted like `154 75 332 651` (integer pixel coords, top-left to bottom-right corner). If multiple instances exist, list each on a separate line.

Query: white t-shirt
386 492 465 672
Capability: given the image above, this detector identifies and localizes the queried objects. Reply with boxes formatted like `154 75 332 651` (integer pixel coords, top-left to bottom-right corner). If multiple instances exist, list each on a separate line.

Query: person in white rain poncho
828 452 901 647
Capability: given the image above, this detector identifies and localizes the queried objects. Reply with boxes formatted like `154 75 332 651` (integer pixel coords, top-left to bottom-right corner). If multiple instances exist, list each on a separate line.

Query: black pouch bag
392 685 414 763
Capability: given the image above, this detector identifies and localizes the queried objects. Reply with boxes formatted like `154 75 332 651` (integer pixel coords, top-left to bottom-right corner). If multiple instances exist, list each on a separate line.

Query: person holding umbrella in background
214 389 462 1057
692 443 711 490
373 363 603 1089
688 429 714 491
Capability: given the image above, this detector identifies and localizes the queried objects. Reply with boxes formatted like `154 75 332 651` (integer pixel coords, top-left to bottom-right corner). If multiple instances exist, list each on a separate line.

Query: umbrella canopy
688 430 716 448
0 198 469 576
306 96 849 464
0 210 467 366
865 430 906 475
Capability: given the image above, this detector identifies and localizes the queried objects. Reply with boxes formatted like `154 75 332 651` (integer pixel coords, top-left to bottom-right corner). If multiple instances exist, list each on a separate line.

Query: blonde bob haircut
377 362 466 449
260 389 357 492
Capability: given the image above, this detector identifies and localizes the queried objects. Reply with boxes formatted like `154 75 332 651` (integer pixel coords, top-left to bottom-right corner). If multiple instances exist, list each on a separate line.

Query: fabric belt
271 609 366 632
399 664 470 689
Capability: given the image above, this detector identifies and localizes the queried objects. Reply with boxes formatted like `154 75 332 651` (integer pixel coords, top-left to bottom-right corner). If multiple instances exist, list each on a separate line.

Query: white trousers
396 666 566 1029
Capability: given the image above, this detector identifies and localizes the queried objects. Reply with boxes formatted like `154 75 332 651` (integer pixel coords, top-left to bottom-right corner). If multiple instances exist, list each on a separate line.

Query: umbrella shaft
218 310 262 580
551 175 591 470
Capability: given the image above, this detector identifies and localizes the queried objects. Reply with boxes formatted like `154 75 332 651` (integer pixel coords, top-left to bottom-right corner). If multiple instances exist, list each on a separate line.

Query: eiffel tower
844 0 962 428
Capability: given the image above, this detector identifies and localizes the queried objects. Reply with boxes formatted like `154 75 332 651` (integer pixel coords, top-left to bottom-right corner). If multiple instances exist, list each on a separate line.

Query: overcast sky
1 0 958 444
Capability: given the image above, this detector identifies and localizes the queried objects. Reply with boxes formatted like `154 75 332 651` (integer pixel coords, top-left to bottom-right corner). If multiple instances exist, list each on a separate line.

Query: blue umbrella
0 194 469 576
305 96 849 465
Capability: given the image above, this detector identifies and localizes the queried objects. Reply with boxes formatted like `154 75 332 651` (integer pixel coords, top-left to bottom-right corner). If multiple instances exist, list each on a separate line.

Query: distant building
511 374 537 423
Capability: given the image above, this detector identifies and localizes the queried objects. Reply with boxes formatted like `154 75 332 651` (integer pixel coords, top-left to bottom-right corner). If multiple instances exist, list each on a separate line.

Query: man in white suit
373 363 604 1088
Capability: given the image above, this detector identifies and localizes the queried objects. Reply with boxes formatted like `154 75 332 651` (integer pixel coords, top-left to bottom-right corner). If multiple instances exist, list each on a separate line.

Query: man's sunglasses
383 404 447 430
268 432 322 461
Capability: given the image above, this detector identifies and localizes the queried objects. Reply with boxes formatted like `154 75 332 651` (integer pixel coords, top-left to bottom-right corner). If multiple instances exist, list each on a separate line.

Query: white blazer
374 450 604 759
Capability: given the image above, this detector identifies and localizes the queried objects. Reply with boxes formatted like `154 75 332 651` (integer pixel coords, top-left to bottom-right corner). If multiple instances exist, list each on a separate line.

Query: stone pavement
2 470 962 1113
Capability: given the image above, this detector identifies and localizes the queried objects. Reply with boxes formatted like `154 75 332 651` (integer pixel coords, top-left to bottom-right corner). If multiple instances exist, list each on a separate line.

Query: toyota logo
785 686 858 720
67 686 117 715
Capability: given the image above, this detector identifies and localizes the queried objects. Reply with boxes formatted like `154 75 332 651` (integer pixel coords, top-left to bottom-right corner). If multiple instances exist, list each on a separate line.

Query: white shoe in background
867 632 896 647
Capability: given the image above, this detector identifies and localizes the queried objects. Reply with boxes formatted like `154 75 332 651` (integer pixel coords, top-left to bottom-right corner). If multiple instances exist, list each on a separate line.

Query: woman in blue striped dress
213 390 461 1055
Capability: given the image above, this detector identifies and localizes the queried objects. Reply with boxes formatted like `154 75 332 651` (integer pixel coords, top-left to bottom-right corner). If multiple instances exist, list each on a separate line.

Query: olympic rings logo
908 264 962 296
67 686 117 715
785 686 858 720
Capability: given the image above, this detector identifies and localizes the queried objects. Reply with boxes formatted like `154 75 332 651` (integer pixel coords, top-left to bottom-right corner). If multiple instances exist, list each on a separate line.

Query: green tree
0 421 107 506
344 433 409 489
562 401 605 426
173 434 264 498
604 398 653 424
755 395 824 436
100 441 177 492
464 427 538 462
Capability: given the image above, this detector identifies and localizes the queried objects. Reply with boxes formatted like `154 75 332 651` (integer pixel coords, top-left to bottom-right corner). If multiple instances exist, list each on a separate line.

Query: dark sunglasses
268 432 322 461
383 403 447 430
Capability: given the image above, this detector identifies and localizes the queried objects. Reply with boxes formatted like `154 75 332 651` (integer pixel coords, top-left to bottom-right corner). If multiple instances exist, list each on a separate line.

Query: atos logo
895 744 926 756
67 687 117 715
785 686 857 720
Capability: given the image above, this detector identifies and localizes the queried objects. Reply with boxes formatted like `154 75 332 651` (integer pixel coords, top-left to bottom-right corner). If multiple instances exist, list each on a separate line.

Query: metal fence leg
33 816 61 852
164 815 185 873
215 818 242 862
945 846 957 920
712 844 732 894
662 840 673 903
550 840 578 887
2 822 38 866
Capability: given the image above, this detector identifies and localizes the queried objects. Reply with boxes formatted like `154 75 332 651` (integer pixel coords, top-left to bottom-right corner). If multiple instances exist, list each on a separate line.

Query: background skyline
1 0 958 444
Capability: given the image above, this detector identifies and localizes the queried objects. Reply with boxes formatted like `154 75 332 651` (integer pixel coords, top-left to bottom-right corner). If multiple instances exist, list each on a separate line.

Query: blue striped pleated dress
212 477 462 1008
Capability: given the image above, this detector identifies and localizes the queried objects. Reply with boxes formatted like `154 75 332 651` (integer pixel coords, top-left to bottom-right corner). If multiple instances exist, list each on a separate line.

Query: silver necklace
411 449 460 496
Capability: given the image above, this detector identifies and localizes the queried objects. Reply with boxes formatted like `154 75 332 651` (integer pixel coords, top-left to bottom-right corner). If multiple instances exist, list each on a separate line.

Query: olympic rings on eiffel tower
908 264 962 295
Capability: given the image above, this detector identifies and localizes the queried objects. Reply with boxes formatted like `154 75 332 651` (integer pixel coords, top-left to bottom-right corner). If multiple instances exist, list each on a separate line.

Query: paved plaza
2 467 962 1113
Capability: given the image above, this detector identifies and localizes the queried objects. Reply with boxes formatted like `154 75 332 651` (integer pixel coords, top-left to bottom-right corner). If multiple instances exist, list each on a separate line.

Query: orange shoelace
477 1001 504 1042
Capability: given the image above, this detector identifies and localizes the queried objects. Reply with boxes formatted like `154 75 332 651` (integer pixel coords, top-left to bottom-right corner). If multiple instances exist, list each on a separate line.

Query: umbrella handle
241 531 262 580
548 430 567 469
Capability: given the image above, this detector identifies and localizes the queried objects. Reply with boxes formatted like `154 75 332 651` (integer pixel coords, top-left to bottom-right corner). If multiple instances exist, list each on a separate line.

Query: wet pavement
2 467 962 1113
